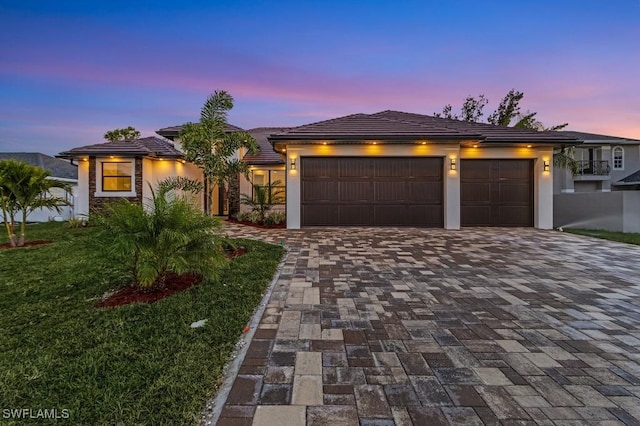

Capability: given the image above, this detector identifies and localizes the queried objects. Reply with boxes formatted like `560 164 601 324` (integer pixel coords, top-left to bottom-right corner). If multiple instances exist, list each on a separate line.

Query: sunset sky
1 0 639 155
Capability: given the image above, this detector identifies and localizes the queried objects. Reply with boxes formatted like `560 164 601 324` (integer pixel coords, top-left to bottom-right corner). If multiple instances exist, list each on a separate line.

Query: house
553 131 640 232
59 110 581 229
554 131 640 193
57 137 200 218
0 152 77 222
267 111 578 229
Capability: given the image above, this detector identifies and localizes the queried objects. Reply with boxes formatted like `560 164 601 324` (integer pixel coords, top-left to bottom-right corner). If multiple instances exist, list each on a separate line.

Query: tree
92 177 224 289
0 160 71 247
240 180 285 224
436 89 574 171
434 95 488 122
179 91 259 216
104 126 141 142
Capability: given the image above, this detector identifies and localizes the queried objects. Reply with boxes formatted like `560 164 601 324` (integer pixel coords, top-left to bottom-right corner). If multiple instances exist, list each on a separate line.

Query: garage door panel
461 159 533 227
301 205 336 226
499 206 531 226
303 159 337 178
302 181 338 202
375 181 406 201
461 206 492 226
375 159 406 177
301 157 443 227
340 181 372 202
408 181 442 202
461 183 491 203
461 160 492 179
499 184 531 203
410 158 444 177
499 161 531 179
339 158 373 177
409 205 445 227
374 205 407 225
340 206 372 225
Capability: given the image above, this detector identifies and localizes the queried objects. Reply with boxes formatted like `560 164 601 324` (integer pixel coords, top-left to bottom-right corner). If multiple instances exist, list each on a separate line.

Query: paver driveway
213 225 640 426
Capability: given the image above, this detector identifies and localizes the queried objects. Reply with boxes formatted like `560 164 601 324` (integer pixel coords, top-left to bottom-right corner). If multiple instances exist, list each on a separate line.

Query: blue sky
1 0 639 155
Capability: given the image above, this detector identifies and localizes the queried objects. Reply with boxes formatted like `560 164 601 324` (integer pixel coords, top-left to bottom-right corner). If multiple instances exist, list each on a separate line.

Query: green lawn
0 222 284 425
563 228 640 246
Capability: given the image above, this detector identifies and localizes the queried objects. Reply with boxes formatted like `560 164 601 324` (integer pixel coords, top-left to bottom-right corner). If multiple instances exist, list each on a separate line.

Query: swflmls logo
2 408 70 419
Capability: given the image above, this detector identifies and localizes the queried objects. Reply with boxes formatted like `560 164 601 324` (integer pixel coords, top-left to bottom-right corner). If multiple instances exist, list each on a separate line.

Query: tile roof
269 110 580 147
156 123 245 140
558 131 640 145
243 128 289 165
0 152 78 180
615 169 640 185
58 136 183 158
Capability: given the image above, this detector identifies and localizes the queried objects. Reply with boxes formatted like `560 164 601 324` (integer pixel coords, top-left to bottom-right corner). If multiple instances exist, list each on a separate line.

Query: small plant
240 180 284 224
234 211 250 222
67 217 86 228
264 211 286 226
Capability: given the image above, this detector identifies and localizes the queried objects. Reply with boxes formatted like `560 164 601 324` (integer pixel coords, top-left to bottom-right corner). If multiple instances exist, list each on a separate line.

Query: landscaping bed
0 222 283 425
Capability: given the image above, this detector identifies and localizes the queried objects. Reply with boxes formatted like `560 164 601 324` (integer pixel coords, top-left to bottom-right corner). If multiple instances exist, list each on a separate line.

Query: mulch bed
97 246 248 308
226 219 286 229
0 240 52 250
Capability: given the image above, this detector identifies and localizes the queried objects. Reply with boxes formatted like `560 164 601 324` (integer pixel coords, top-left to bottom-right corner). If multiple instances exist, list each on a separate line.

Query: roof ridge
277 113 368 134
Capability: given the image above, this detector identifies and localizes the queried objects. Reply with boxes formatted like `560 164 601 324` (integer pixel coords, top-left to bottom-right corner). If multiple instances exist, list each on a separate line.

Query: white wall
75 160 89 218
285 143 554 230
26 180 77 222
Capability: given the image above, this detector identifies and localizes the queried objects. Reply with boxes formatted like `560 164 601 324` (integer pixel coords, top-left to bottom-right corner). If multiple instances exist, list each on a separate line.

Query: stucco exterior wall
75 160 90 218
142 158 204 209
554 191 640 233
284 144 554 230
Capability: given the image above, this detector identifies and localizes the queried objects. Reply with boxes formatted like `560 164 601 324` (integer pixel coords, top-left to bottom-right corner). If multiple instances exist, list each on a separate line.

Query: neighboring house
58 137 201 218
552 131 640 232
0 152 77 222
554 131 640 193
268 110 578 229
58 110 581 229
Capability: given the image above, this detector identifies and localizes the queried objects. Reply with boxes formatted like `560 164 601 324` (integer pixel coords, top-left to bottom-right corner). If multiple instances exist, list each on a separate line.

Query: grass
0 222 284 425
563 228 640 246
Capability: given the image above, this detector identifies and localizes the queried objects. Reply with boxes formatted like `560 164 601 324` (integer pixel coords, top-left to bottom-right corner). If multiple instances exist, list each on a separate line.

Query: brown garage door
461 159 533 227
301 157 443 226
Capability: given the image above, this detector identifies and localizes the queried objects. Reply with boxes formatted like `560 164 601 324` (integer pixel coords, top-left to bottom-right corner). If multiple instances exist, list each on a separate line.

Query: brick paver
214 224 640 425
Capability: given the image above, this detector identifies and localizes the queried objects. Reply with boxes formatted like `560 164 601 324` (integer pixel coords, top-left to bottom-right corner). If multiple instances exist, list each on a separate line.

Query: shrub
240 180 284 224
67 217 86 229
264 211 286 226
92 179 225 289
234 211 250 222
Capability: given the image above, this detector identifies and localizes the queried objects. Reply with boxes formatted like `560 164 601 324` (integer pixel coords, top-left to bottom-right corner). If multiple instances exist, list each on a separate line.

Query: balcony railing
577 160 610 176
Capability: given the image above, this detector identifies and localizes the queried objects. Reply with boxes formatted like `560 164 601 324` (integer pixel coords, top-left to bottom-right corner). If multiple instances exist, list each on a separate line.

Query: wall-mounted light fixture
290 158 296 170
543 160 550 172
450 158 457 171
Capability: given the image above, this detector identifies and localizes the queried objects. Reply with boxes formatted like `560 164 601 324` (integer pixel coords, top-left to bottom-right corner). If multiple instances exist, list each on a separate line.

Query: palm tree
0 160 71 246
179 91 259 216
92 177 224 288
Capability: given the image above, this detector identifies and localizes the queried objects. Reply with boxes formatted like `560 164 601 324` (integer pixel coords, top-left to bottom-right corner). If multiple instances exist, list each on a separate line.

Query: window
102 162 132 191
251 169 285 204
613 146 624 170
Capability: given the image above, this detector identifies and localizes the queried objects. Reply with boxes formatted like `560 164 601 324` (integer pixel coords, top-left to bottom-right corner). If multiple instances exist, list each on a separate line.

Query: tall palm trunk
19 210 27 246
